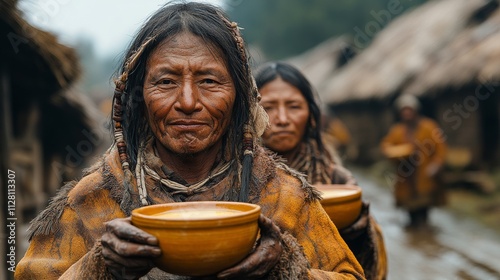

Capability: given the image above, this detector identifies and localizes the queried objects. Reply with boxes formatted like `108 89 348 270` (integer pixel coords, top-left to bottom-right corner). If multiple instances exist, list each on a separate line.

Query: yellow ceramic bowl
314 184 362 229
131 201 261 276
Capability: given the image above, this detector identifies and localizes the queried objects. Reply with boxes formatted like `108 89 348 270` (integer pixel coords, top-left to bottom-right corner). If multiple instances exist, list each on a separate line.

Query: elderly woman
15 3 364 280
381 95 447 229
255 62 387 280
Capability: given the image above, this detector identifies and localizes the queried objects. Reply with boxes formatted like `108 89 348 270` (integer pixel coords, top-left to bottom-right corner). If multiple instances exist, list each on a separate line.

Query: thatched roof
1 0 100 162
405 4 500 97
323 0 498 105
286 36 355 97
1 0 80 91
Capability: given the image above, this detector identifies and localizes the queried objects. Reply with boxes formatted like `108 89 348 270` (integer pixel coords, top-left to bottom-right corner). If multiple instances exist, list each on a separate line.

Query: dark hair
116 2 252 168
254 62 325 151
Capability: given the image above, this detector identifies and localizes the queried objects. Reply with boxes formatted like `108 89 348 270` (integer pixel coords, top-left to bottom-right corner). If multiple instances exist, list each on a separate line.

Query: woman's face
260 77 310 154
143 32 235 155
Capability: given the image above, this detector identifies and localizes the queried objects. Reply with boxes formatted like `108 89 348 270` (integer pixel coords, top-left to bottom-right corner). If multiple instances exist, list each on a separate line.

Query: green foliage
224 0 427 60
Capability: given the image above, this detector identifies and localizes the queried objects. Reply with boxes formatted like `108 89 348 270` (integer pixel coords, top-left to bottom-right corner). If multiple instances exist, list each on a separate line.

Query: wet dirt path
351 167 500 280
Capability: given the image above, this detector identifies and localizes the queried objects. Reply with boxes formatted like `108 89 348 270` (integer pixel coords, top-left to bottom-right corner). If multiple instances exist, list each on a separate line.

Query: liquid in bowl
153 209 242 219
320 188 359 199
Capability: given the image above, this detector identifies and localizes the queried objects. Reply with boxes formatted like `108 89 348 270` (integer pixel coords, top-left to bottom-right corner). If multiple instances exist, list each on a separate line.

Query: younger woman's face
259 77 310 154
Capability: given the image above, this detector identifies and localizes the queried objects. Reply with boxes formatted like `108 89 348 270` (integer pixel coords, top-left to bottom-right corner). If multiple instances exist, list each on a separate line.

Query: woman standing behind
255 62 387 280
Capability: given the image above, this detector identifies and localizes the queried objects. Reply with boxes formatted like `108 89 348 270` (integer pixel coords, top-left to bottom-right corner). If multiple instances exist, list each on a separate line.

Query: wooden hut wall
479 85 500 165
330 101 394 164
329 89 500 168
479 86 500 165
433 89 484 167
1 2 105 221
497 94 500 164
497 92 500 164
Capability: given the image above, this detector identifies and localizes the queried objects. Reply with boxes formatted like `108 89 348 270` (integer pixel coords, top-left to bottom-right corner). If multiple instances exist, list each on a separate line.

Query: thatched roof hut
404 3 500 97
286 36 356 98
323 0 494 105
320 0 500 171
1 0 80 92
1 0 100 217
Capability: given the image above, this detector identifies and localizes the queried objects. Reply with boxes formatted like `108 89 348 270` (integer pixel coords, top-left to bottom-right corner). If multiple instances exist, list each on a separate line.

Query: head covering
395 94 420 111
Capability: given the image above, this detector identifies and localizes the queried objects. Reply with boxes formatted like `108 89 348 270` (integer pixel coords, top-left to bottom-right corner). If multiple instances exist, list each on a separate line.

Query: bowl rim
313 184 362 203
131 201 261 228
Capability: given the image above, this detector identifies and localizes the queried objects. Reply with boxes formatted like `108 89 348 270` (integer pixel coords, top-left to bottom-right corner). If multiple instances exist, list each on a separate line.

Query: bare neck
154 140 222 184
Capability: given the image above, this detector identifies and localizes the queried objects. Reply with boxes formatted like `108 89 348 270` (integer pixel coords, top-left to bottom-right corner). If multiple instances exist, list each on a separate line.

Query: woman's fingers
102 245 155 269
217 215 283 279
105 217 158 246
101 231 161 258
258 214 281 238
101 217 161 279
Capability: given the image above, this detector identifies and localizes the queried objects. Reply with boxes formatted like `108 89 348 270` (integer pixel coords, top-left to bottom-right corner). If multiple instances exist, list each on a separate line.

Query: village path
350 167 500 280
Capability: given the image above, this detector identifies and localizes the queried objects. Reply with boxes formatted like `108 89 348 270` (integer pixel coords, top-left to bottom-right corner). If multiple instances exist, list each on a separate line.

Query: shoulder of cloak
27 150 123 240
253 146 321 202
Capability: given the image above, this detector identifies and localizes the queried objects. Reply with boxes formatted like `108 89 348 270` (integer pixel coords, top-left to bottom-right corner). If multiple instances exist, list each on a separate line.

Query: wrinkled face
260 77 310 154
143 32 235 155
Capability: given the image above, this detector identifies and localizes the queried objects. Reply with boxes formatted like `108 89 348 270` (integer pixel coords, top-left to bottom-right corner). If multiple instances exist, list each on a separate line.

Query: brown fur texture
60 241 114 280
261 147 322 202
27 154 123 240
27 181 76 240
267 231 310 279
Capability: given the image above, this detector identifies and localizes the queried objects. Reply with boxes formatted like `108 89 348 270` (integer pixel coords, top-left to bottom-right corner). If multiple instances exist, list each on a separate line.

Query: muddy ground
351 164 500 280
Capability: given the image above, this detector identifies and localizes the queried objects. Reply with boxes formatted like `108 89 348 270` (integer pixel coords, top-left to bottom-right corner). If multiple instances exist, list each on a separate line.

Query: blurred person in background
381 95 447 229
322 112 352 159
256 61 387 280
15 3 366 279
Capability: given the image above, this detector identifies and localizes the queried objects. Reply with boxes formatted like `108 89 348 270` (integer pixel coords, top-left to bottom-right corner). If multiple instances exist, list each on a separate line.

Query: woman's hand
101 217 161 280
339 201 370 241
217 215 283 279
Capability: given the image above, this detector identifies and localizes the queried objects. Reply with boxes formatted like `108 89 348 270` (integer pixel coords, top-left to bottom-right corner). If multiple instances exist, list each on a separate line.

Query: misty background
19 0 427 99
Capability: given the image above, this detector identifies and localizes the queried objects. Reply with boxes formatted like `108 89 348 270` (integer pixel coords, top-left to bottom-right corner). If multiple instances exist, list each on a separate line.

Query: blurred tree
225 0 427 60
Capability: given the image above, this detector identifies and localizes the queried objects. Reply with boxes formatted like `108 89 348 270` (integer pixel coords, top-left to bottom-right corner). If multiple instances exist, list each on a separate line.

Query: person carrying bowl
380 94 447 229
15 3 365 280
255 62 387 280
